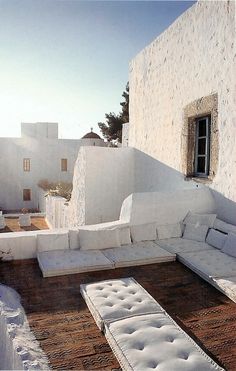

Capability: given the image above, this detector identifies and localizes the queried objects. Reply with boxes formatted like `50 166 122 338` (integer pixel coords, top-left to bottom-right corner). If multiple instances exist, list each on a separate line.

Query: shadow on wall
133 149 197 193
211 190 236 225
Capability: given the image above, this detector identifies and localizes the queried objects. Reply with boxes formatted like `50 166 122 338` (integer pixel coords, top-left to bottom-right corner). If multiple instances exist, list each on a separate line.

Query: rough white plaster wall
129 1 236 223
68 146 134 226
122 123 129 147
0 131 105 211
46 195 68 229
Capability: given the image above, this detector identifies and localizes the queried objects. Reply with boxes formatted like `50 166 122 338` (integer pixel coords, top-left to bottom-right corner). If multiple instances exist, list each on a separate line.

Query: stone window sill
184 175 213 184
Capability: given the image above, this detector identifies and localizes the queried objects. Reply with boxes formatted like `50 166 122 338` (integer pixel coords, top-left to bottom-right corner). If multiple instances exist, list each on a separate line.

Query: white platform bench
37 249 114 277
102 244 175 268
105 313 224 371
178 249 236 280
80 277 165 330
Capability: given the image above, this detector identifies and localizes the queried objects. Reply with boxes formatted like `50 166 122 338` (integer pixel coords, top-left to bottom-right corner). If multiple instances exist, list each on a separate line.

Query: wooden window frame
23 189 31 201
194 116 211 177
23 158 30 172
61 158 68 172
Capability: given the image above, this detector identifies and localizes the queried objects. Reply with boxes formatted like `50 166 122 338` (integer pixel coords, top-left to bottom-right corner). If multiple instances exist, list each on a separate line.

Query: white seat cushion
80 277 164 330
206 229 227 250
105 313 223 371
183 224 209 242
37 249 114 277
157 223 182 240
178 249 236 279
103 245 175 268
221 232 236 258
130 223 157 242
212 276 236 303
157 238 213 254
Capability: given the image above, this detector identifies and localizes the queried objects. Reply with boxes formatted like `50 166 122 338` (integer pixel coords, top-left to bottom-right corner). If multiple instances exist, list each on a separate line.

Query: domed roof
81 128 101 139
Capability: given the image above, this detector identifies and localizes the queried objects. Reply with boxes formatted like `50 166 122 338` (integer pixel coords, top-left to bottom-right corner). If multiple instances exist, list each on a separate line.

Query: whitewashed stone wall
68 146 134 226
46 195 69 229
129 0 236 223
122 123 129 147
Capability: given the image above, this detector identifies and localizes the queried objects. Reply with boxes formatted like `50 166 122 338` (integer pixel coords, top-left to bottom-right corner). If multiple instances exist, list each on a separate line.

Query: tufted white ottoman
105 313 224 371
80 277 164 330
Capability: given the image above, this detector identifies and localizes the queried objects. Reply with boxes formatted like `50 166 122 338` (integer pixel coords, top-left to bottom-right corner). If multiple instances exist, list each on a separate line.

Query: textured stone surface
129 1 236 220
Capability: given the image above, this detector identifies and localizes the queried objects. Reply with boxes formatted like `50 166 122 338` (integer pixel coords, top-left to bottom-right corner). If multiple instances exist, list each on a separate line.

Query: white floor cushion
178 249 236 279
102 245 175 268
156 238 213 254
80 277 164 330
37 249 114 277
105 313 223 371
212 276 236 303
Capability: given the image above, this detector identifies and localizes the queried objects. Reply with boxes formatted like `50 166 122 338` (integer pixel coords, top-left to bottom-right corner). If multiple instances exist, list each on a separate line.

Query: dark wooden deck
0 260 235 370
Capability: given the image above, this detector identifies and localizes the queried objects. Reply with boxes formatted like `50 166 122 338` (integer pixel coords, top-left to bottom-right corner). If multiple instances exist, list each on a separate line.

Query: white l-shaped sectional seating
1 188 236 303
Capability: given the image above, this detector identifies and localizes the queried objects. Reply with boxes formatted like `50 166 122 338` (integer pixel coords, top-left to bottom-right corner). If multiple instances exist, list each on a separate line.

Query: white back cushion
37 232 69 252
222 233 236 258
79 229 120 250
183 224 209 242
206 229 227 250
119 227 131 245
157 223 182 240
214 218 236 234
184 212 216 227
130 223 157 242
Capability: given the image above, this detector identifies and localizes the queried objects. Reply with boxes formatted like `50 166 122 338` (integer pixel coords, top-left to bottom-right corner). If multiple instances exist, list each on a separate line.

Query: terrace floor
0 260 235 370
0 217 49 233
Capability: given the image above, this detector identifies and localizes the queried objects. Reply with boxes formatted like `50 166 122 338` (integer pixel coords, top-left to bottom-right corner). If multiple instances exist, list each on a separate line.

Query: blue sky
0 0 195 139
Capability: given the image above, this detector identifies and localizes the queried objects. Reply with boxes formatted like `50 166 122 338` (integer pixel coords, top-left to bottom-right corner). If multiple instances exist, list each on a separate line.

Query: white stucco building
128 0 236 223
0 122 105 211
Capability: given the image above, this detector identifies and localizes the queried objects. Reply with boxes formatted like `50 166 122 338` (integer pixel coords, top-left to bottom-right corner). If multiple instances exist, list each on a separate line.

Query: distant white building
0 122 105 211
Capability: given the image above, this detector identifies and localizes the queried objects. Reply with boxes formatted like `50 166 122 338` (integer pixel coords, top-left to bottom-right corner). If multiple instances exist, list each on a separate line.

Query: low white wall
0 229 69 260
120 188 216 225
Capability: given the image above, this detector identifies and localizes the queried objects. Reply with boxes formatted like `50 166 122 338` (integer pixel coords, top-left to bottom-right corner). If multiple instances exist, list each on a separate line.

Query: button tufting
149 361 158 369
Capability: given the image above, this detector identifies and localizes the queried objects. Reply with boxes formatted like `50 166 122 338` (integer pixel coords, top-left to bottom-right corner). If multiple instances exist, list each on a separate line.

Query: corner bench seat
211 276 236 303
37 249 114 277
157 238 214 254
105 313 224 371
178 249 236 279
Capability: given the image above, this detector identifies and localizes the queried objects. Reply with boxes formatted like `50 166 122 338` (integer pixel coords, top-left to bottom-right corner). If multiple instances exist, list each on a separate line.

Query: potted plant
19 208 31 227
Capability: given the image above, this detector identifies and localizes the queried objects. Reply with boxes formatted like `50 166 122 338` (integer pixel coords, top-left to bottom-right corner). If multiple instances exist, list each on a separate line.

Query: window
23 189 31 201
182 94 219 181
194 116 210 177
23 158 30 172
61 158 68 172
